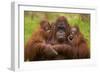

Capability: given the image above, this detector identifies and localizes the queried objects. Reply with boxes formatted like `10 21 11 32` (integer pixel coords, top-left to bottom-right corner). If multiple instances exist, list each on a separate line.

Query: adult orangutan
50 16 73 59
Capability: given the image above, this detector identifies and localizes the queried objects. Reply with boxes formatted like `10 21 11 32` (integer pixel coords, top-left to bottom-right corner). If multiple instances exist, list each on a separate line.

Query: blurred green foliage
24 11 90 48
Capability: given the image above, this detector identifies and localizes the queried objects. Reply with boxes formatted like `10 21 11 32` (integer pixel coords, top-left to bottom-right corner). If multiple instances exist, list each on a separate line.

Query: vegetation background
24 11 90 48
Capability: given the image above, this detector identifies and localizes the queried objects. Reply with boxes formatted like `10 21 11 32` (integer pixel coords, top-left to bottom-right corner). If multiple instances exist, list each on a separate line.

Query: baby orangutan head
68 26 79 42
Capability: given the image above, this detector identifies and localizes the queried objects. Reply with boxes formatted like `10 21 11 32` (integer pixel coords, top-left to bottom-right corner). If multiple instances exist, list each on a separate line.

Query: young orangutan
24 20 58 61
68 26 90 59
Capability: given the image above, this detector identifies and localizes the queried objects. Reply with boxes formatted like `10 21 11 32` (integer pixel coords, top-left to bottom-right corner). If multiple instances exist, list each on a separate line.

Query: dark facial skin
56 16 70 32
56 30 66 43
56 16 67 32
